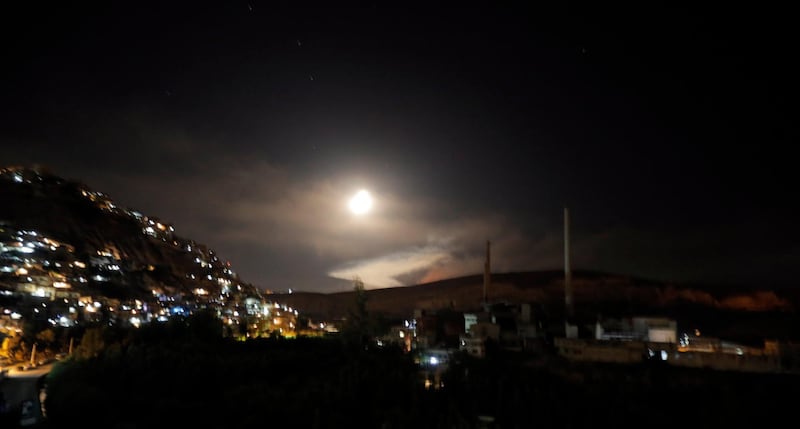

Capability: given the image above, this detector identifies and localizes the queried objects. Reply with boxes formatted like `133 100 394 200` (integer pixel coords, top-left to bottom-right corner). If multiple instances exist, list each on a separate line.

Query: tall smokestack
483 240 491 303
564 207 574 320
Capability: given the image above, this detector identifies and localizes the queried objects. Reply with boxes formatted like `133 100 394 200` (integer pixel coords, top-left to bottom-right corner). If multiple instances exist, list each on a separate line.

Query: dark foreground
4 324 800 428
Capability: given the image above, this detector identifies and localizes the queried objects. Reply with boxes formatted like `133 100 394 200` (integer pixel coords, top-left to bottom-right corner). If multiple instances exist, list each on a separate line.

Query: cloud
14 106 747 292
326 213 560 288
328 246 453 288
87 155 560 290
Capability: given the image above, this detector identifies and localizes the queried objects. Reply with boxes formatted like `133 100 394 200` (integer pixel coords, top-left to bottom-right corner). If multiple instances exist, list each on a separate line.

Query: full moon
348 190 373 215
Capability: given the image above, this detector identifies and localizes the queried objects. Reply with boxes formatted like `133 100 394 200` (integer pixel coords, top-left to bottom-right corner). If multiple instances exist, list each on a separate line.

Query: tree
75 328 105 360
186 309 223 343
34 328 57 359
341 276 374 348
1 334 32 361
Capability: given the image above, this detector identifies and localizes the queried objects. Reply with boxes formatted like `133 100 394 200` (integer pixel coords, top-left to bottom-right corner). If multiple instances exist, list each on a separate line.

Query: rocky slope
0 165 261 302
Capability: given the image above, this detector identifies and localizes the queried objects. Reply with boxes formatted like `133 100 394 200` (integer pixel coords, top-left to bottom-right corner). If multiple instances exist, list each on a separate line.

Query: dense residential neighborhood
1 166 299 353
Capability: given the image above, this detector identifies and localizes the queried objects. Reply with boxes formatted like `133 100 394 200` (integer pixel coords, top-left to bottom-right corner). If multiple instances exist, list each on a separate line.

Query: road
4 363 54 379
1 362 54 426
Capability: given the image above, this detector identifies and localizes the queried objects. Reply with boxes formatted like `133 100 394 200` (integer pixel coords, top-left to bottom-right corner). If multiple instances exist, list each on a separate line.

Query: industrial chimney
564 207 574 320
483 240 491 304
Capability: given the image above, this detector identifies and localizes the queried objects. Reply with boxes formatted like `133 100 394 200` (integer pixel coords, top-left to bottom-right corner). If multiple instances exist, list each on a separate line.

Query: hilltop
276 270 800 343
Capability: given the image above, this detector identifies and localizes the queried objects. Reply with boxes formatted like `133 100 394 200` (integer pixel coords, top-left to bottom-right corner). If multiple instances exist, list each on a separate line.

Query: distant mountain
0 165 261 303
276 270 800 343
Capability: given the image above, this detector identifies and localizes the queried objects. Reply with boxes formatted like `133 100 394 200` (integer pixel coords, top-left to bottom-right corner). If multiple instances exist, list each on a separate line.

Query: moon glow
348 190 373 215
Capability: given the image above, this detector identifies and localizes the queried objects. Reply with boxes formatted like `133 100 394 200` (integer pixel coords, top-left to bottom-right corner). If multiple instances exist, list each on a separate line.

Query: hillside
0 165 260 302
276 270 800 343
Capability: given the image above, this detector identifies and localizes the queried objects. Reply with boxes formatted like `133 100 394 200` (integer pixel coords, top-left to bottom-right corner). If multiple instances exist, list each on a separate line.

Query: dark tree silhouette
341 276 374 349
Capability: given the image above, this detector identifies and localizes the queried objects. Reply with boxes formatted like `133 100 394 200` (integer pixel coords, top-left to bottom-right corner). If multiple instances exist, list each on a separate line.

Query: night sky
2 3 798 292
